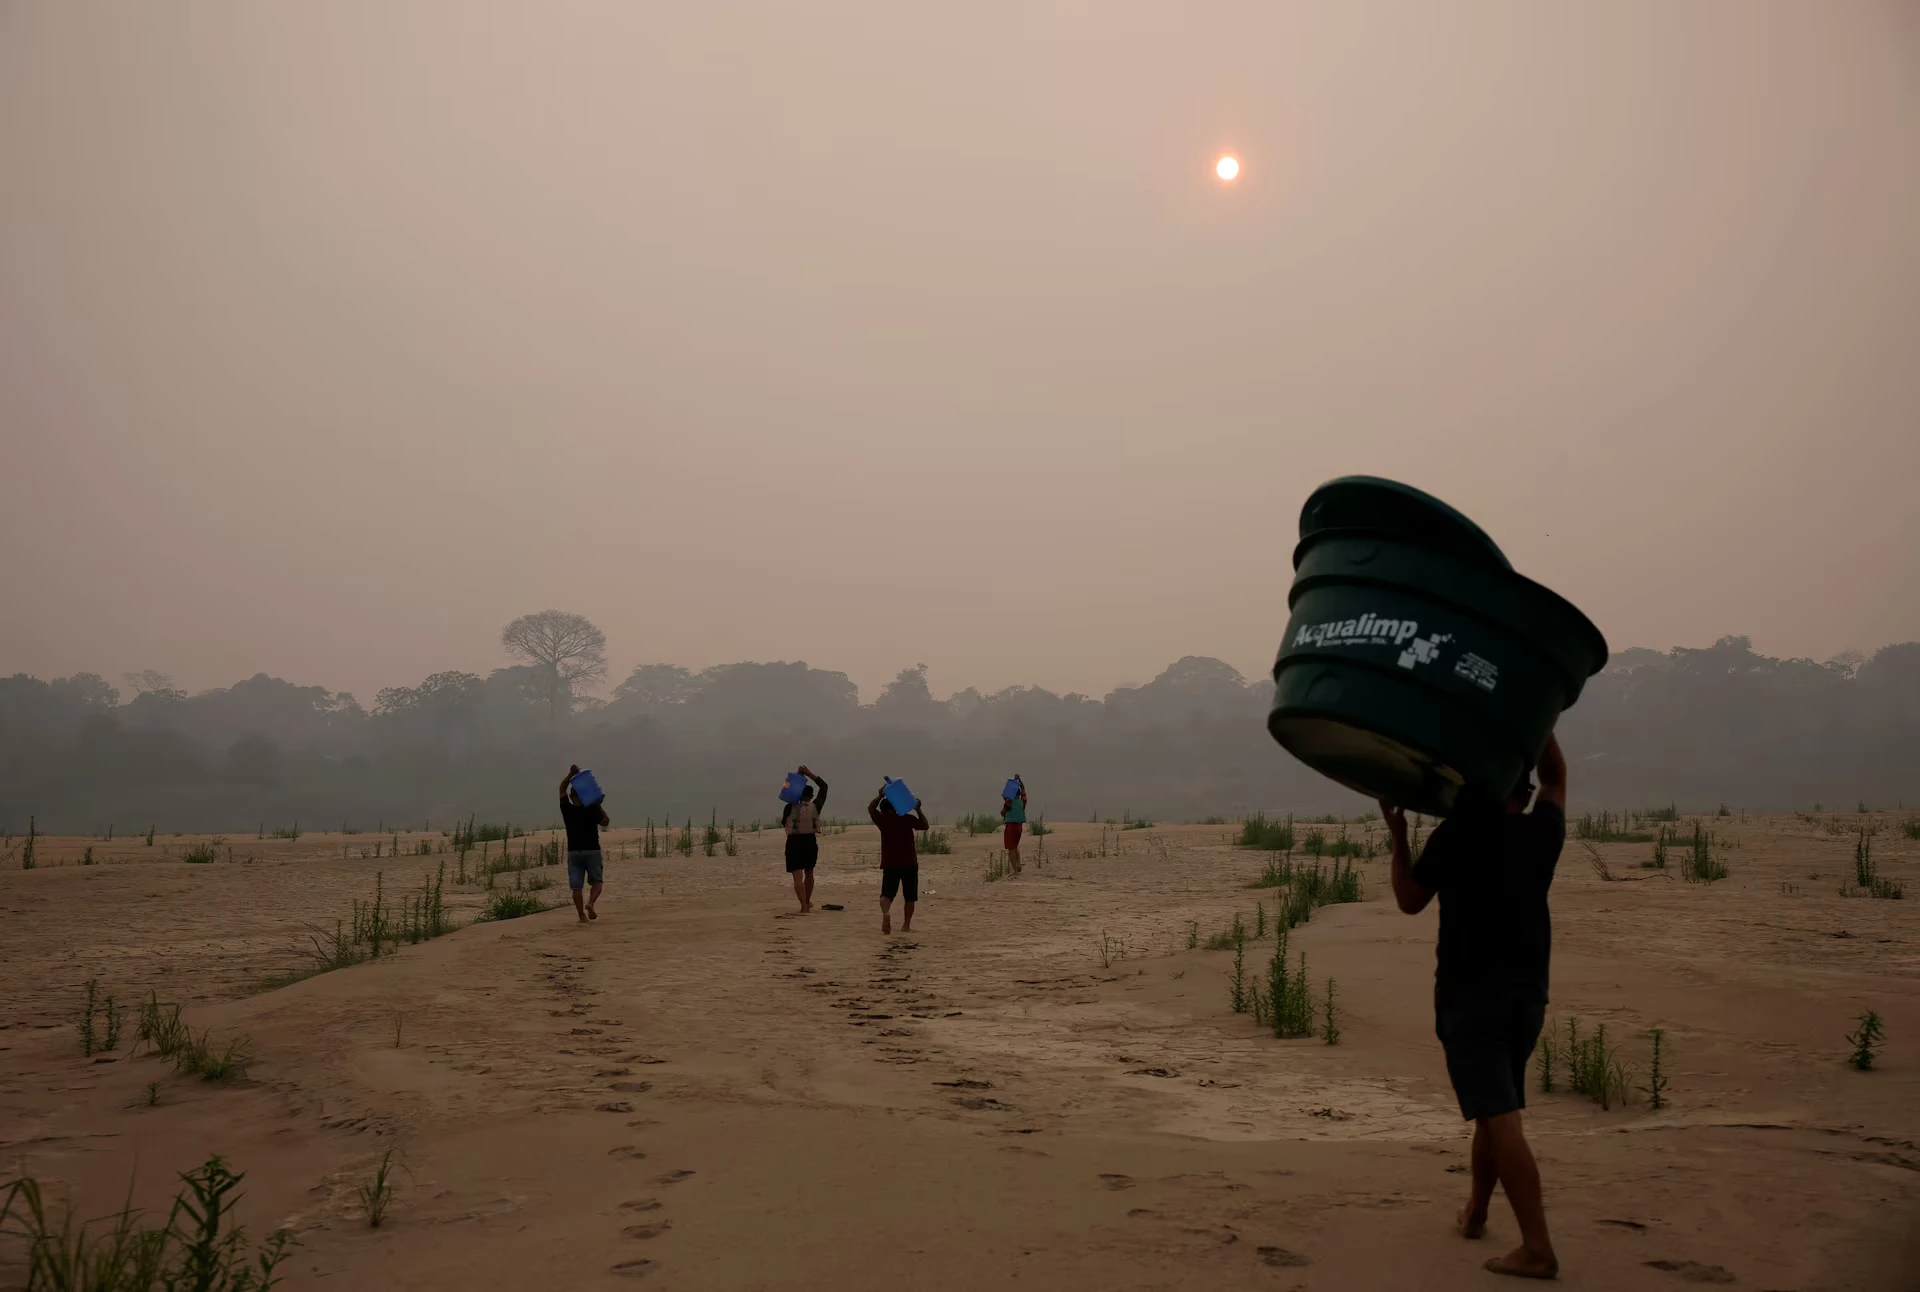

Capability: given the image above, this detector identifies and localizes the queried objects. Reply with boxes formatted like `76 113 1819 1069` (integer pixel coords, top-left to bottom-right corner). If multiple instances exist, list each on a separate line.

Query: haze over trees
2 634 1915 834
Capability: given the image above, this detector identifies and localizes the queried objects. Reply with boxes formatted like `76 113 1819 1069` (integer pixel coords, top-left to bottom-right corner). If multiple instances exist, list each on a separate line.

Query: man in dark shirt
867 785 928 935
1383 732 1567 1281
559 764 611 923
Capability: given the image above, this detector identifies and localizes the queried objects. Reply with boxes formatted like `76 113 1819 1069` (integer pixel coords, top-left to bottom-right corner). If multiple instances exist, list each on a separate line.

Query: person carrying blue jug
780 765 828 913
999 774 1028 875
559 764 611 923
868 779 928 935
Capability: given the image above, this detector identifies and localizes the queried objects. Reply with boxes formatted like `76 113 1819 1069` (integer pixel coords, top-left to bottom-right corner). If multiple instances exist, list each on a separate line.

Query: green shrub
1236 813 1295 852
0 1155 292 1291
1847 1010 1884 1071
477 890 546 922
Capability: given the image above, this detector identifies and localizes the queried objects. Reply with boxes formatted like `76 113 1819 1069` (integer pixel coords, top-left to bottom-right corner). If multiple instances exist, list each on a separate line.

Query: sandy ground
2 813 1917 1290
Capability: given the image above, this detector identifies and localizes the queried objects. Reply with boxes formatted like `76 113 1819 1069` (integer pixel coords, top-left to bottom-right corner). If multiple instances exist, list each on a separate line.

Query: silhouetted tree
500 610 607 720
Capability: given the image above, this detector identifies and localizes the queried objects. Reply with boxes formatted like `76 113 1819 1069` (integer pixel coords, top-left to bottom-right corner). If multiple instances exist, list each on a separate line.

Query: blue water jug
1002 778 1022 802
779 770 809 804
881 778 917 815
570 769 605 808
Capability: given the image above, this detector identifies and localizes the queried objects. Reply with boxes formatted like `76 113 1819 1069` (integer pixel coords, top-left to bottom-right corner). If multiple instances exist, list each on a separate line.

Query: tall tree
500 611 607 720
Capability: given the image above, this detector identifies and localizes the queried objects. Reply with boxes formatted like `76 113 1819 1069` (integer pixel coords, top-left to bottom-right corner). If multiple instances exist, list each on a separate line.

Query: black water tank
1268 477 1608 816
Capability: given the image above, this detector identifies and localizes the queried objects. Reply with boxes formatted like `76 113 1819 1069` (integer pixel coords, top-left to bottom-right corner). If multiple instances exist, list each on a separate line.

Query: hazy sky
4 2 1917 704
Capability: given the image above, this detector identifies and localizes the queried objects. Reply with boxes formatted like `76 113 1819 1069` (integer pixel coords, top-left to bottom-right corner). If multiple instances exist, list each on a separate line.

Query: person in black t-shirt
1383 732 1567 1282
559 764 611 923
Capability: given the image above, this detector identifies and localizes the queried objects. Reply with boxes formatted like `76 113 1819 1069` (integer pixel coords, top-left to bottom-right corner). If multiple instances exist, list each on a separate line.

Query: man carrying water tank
782 765 828 913
867 783 928 935
1381 732 1567 1281
560 764 611 923
1000 774 1028 875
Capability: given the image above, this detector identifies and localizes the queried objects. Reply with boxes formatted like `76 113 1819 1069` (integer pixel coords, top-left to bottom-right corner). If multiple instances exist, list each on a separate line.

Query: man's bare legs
803 869 815 911
1471 1111 1556 1278
1008 844 1022 875
1459 1118 1496 1238
572 887 588 922
792 870 810 912
900 900 914 933
587 881 602 920
879 897 892 934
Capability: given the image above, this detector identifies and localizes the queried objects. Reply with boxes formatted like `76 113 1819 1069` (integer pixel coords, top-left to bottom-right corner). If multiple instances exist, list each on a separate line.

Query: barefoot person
1000 774 1028 875
559 764 611 923
781 765 828 913
867 782 928 935
1382 733 1568 1280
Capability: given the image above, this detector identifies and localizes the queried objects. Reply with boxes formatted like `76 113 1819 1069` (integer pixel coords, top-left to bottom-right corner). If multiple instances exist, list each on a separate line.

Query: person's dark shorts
1435 993 1546 1121
785 833 819 873
880 866 919 903
566 849 604 891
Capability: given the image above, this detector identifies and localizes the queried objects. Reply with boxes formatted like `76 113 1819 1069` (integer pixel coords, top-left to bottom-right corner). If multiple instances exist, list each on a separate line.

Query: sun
1215 155 1240 182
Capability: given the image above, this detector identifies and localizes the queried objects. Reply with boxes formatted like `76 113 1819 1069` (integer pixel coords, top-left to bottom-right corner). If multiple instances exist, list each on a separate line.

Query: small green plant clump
1204 911 1247 952
1846 1010 1884 1071
0 1155 292 1291
919 829 953 855
1562 1017 1632 1110
1680 825 1728 884
1228 930 1249 1013
358 1151 397 1228
1901 817 1920 841
957 812 1001 836
1851 830 1903 899
478 890 547 922
983 850 1009 883
675 820 694 856
1322 978 1340 1045
21 815 36 870
1642 1027 1669 1110
1644 827 1671 870
1030 815 1051 837
1236 813 1295 852
724 823 739 857
1099 930 1128 970
643 818 659 859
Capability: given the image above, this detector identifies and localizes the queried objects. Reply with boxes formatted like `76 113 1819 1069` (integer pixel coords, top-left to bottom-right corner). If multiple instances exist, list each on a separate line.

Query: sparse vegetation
1562 1017 1632 1110
358 1151 396 1228
1679 824 1728 884
1576 811 1653 844
1643 1028 1669 1110
478 890 546 921
1098 930 1128 970
1850 829 1903 899
984 850 1009 883
919 828 953 855
0 1155 293 1291
21 815 35 870
181 840 221 864
1236 813 1295 852
1228 930 1249 1013
1029 815 1051 837
1846 1010 1884 1071
957 812 1001 836
1902 817 1920 841
1322 979 1340 1045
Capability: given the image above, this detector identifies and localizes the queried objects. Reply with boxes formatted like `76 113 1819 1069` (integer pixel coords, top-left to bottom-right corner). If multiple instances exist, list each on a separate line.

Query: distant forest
3 636 1917 834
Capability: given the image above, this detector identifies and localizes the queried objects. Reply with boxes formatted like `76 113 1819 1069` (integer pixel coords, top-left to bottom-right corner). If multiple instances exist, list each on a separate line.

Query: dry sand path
2 817 1916 1289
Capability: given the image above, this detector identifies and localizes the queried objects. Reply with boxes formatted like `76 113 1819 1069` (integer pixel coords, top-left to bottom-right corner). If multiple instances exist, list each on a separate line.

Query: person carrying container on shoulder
782 765 828 913
1000 774 1028 875
559 764 611 924
867 783 928 935
1381 732 1568 1282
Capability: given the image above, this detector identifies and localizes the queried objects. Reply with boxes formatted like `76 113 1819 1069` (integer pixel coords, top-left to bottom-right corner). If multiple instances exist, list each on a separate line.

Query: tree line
2 619 1916 834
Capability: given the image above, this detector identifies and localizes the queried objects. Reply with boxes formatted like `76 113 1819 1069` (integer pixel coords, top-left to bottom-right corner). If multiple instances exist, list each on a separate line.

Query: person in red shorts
999 774 1028 875
867 783 929 934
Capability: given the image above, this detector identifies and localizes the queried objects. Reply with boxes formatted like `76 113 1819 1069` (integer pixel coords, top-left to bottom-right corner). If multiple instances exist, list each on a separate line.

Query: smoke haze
4 2 1918 704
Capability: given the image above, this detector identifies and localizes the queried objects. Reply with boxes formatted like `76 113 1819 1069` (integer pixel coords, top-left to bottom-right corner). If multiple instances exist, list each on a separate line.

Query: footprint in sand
933 1079 993 1090
609 1258 653 1278
620 1199 663 1212
596 1067 633 1077
1644 1260 1736 1283
622 1221 672 1239
610 1081 653 1093
1097 1174 1135 1191
607 1145 648 1160
657 1169 696 1185
597 1101 634 1113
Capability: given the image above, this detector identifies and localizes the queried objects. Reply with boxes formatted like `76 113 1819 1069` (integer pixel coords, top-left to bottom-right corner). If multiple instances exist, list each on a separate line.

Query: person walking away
1381 732 1568 1280
1000 774 1029 875
559 764 611 923
867 784 928 935
782 765 829 912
